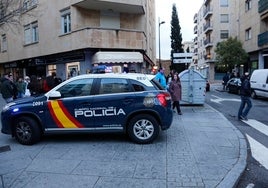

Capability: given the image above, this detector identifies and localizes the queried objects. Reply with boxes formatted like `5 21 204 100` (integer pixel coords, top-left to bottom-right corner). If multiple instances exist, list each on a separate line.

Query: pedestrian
169 72 182 115
155 67 167 89
0 72 15 103
238 72 252 121
27 75 40 96
15 77 27 98
222 72 229 91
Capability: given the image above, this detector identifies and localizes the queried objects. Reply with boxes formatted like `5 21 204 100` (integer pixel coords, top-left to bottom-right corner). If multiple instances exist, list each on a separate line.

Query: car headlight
2 102 16 112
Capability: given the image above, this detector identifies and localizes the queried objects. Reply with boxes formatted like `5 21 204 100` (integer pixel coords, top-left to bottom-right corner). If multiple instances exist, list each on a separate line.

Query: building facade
0 0 156 80
194 0 268 82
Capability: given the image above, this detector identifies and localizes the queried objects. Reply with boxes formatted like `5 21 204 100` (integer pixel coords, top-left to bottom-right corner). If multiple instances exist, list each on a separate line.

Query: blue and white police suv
1 73 173 145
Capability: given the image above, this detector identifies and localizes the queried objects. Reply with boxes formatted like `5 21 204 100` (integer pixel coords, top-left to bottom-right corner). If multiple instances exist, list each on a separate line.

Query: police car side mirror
47 91 62 99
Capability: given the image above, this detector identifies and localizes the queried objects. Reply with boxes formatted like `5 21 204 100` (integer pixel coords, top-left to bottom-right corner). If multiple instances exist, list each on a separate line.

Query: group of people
0 72 61 103
155 68 182 115
155 68 252 120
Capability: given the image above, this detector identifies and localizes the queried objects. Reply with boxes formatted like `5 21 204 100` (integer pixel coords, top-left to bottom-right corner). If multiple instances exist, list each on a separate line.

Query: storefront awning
92 52 143 64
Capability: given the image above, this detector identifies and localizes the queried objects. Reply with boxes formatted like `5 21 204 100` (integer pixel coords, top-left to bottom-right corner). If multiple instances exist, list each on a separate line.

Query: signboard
173 59 192 64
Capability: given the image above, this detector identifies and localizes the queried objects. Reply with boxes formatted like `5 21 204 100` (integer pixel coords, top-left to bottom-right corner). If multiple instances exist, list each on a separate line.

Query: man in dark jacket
0 73 15 103
238 72 252 121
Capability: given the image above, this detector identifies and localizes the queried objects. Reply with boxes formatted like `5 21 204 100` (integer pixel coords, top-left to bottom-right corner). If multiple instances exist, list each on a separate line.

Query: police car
1 73 173 145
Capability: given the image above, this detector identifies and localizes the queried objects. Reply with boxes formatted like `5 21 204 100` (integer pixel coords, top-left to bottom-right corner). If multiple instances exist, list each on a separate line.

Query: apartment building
0 0 156 80
238 0 268 71
193 0 238 81
194 0 268 82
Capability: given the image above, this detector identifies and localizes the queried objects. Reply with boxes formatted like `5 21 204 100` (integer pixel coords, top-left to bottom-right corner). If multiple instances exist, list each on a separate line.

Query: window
220 14 229 23
24 21 39 45
245 28 252 40
23 0 38 11
99 78 130 94
220 0 228 7
245 0 252 11
100 10 120 29
220 30 229 39
57 78 93 98
1 34 7 52
61 9 71 34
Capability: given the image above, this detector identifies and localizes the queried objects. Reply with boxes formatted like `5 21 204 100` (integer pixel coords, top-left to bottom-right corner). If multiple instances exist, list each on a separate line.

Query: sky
155 0 203 59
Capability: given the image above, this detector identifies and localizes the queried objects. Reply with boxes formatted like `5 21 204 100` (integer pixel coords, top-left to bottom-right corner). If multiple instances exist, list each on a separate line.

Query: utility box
179 68 206 105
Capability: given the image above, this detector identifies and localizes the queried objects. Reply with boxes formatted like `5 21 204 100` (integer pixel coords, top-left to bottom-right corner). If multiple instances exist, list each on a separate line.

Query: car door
45 78 95 130
91 78 135 130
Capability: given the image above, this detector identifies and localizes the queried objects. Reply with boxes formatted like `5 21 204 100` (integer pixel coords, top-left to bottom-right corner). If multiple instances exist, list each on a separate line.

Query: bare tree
0 0 41 33
0 0 25 25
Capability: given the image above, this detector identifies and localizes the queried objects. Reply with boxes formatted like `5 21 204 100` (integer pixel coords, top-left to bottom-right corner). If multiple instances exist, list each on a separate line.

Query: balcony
73 0 145 14
258 31 268 46
259 0 268 14
203 6 213 19
193 13 197 23
194 25 198 34
204 39 213 48
59 27 146 52
204 0 211 6
203 22 213 34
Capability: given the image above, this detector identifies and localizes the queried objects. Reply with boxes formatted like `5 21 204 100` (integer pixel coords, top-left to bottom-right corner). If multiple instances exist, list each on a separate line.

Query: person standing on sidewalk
238 72 252 121
0 72 15 103
169 72 182 115
222 72 230 91
155 68 167 90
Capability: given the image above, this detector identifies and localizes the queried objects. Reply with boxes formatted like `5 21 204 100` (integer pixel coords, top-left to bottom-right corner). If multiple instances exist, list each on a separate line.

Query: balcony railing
258 31 268 46
259 0 268 14
203 6 213 19
203 22 213 34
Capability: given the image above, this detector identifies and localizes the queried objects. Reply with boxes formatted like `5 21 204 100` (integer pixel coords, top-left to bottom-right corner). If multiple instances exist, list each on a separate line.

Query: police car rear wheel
128 114 159 144
14 117 41 145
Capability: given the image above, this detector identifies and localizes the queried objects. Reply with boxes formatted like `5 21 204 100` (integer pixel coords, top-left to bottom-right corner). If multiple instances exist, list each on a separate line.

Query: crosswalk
242 119 268 170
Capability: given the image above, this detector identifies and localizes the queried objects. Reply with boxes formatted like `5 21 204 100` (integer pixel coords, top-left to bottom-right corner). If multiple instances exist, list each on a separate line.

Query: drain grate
0 145 11 153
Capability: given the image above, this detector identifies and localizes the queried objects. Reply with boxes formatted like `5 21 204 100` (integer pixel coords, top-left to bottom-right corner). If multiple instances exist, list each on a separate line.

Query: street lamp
158 18 165 68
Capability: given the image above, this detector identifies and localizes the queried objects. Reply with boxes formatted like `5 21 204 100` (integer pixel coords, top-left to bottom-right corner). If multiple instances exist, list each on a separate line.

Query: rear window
129 79 156 91
151 78 165 90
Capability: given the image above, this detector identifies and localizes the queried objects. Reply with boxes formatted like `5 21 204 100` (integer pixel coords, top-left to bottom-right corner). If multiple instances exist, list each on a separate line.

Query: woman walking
169 72 182 115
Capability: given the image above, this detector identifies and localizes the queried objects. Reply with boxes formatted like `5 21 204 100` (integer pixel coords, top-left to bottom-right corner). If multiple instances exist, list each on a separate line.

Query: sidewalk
0 96 247 187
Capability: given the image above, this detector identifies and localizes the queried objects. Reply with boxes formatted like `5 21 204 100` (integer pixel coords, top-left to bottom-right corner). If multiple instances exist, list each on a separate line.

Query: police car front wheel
14 117 41 145
127 114 160 144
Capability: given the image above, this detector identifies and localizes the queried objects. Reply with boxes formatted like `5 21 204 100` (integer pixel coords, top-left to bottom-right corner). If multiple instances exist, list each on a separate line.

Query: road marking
246 134 268 170
210 95 240 104
242 119 268 137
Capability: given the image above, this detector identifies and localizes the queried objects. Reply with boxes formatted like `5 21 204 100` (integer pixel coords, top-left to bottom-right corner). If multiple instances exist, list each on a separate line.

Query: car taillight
156 92 171 107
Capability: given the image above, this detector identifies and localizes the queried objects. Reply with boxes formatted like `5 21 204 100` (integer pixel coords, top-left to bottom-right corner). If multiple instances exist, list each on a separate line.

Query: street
206 84 268 187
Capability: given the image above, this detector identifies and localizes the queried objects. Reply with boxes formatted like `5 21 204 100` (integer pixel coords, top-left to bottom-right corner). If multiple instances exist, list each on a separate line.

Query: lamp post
158 18 165 68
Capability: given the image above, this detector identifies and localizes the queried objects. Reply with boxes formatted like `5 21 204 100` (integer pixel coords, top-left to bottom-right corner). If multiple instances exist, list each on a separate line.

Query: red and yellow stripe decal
48 100 84 128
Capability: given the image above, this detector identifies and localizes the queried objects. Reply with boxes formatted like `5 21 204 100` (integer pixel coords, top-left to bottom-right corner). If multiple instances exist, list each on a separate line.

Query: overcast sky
155 0 203 59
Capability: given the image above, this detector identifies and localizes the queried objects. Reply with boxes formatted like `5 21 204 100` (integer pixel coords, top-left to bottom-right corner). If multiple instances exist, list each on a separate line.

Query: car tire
14 117 41 145
127 114 160 144
251 90 257 99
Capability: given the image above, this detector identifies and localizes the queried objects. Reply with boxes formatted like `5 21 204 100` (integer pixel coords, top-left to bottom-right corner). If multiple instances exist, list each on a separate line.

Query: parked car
226 78 241 94
1 73 173 145
250 69 268 99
